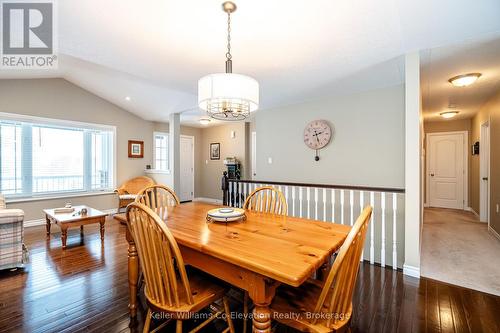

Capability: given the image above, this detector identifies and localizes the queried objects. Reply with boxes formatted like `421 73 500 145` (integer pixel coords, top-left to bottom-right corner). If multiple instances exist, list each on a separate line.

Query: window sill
145 169 171 175
5 191 116 204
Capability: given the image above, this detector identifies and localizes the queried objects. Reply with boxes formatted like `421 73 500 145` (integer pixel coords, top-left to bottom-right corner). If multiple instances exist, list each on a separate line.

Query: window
153 132 169 171
0 113 115 199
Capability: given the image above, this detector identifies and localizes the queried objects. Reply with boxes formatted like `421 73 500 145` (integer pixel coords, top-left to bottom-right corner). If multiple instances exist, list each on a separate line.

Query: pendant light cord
225 11 233 73
226 12 232 61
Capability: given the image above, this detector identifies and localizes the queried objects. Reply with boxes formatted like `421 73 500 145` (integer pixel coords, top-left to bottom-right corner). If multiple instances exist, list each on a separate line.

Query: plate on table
207 208 246 223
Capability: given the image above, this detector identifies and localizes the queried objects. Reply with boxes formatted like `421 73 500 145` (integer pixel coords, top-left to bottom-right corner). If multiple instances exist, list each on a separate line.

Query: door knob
482 177 488 181
430 173 435 177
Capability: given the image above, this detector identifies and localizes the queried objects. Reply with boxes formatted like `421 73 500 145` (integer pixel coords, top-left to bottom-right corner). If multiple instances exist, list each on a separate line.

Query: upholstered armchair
0 195 27 270
114 176 155 213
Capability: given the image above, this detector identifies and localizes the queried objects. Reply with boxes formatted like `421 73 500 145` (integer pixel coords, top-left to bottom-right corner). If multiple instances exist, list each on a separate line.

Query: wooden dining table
126 202 351 333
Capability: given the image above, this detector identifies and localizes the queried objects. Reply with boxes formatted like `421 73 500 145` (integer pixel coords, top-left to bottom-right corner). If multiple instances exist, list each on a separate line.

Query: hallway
422 208 500 296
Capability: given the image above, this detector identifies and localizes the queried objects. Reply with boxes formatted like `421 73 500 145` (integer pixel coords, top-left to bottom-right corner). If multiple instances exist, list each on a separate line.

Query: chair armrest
114 188 128 195
0 209 24 225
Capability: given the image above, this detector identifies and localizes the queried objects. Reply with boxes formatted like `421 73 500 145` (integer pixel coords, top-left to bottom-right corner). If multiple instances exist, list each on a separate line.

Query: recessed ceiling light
199 118 211 125
440 111 459 119
125 96 131 101
448 73 481 87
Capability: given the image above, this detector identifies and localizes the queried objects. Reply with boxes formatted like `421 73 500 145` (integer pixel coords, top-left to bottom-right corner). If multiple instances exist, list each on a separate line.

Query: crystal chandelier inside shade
198 73 259 121
198 2 259 121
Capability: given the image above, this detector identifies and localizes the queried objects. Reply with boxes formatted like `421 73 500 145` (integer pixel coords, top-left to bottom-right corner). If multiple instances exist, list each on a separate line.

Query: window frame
153 131 169 172
0 112 117 201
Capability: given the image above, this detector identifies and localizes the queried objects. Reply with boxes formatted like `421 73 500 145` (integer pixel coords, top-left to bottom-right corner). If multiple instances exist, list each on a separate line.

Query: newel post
222 171 229 206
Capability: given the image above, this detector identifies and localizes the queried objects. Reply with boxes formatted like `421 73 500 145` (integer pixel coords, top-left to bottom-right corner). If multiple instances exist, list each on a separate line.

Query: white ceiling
1 0 500 126
421 35 500 121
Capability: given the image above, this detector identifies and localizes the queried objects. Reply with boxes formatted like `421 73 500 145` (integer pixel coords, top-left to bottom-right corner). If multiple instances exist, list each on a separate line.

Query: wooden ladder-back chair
270 206 373 333
136 184 180 220
126 203 235 333
243 186 287 215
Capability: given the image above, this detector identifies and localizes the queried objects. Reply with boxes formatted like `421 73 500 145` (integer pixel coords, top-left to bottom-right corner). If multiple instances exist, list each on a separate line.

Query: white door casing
427 132 467 210
480 122 490 223
251 131 257 179
179 135 194 202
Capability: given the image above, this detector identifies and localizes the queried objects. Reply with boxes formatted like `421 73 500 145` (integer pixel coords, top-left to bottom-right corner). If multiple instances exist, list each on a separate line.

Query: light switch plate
268 157 273 164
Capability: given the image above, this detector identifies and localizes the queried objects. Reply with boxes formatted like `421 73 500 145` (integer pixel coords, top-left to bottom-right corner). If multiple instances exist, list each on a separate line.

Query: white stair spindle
370 191 375 264
381 192 386 267
307 187 311 219
359 191 364 261
331 189 336 222
292 187 296 217
323 188 327 222
314 188 319 220
340 190 345 225
350 190 354 226
299 187 303 218
392 193 397 270
285 186 289 215
238 182 242 207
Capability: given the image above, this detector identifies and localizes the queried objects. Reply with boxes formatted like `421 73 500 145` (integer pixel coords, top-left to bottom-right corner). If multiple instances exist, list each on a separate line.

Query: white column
169 113 181 193
404 52 422 278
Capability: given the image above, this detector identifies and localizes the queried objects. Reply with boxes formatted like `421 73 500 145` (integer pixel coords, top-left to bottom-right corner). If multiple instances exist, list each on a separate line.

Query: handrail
227 179 405 194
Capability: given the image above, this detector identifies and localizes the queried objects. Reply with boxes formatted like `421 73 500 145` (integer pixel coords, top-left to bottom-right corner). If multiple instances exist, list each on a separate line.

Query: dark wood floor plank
426 279 442 333
1 216 499 333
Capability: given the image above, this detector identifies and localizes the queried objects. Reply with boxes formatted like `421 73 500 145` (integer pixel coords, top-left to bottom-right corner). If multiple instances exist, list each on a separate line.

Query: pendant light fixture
198 1 259 121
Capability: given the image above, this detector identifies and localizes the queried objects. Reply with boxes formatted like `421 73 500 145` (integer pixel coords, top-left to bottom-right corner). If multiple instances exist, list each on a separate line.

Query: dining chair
136 184 180 220
269 206 373 333
126 202 235 333
243 186 287 215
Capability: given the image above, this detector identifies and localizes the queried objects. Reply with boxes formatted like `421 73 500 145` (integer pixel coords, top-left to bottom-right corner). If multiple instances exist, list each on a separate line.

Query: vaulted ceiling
1 0 500 126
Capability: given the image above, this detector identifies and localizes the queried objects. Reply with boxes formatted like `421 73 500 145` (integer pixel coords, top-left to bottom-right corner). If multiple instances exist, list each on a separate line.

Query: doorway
179 135 194 202
480 121 490 223
426 131 468 209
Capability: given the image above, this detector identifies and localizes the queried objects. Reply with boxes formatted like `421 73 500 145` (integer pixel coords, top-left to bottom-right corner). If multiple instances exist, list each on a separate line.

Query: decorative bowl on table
206 208 246 223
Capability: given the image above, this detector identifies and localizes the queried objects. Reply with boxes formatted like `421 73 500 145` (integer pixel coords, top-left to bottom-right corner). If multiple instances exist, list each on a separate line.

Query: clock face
303 120 332 149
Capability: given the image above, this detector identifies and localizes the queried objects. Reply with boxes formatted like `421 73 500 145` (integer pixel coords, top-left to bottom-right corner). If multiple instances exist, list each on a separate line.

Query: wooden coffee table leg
61 226 68 249
45 215 51 236
99 219 105 241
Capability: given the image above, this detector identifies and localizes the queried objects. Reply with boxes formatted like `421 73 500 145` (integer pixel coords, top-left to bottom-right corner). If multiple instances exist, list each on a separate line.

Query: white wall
0 78 157 221
254 85 405 188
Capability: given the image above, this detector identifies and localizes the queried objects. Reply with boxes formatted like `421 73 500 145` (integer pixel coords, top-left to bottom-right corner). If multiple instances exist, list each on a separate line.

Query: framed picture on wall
128 140 144 158
210 143 220 160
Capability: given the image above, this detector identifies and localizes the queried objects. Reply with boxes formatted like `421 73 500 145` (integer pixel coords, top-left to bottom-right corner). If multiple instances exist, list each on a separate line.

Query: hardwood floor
0 217 499 333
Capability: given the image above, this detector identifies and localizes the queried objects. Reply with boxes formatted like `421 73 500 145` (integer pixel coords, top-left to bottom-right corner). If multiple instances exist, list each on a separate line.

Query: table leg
126 228 138 318
45 215 51 236
317 259 331 282
61 226 68 249
249 277 276 333
99 220 105 241
253 304 272 333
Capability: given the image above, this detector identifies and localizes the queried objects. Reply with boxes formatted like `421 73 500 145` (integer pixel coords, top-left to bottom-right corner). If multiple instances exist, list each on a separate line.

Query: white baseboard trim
24 218 46 228
193 197 223 205
465 206 480 217
403 264 420 278
24 207 118 228
489 226 500 241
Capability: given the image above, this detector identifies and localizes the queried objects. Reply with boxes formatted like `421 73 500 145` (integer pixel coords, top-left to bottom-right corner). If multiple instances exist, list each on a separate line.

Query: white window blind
0 115 115 199
154 132 169 171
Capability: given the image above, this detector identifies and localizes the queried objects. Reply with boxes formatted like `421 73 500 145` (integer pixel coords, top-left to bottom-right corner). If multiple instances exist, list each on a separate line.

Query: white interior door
179 136 194 202
428 132 466 209
480 122 490 222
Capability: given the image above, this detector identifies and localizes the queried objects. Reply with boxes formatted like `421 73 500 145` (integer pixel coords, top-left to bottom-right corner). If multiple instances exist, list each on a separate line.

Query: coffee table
44 206 107 249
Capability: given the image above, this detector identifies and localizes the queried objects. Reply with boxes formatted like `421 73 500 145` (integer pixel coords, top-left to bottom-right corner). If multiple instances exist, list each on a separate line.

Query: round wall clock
303 120 332 161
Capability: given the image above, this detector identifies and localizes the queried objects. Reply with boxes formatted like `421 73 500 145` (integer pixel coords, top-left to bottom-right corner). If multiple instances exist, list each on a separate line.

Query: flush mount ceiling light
125 96 131 101
448 73 481 87
198 1 259 121
199 118 211 125
440 111 459 119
